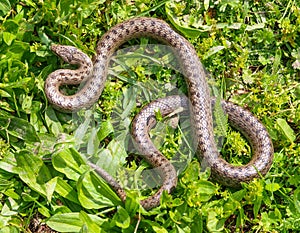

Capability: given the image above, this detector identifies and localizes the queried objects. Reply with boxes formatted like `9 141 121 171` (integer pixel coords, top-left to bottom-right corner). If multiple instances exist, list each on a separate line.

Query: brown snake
45 17 274 210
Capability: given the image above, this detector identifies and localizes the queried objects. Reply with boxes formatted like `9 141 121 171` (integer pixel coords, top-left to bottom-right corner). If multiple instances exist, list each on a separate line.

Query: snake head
51 44 83 65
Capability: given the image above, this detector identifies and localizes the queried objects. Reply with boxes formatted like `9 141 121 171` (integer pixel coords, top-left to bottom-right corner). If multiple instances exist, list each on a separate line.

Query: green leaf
0 116 40 142
44 107 64 136
47 213 83 232
204 0 210 10
22 192 51 217
3 32 16 46
52 148 86 181
265 183 281 192
253 196 262 218
152 226 168 233
0 0 11 16
112 206 130 228
47 212 105 233
0 226 19 233
55 177 80 204
22 0 37 9
37 27 52 46
293 187 300 214
15 150 51 196
124 191 140 217
203 46 226 60
272 49 282 74
182 161 201 183
276 118 296 142
120 87 137 119
165 5 203 38
232 189 246 202
245 23 265 31
95 139 127 176
73 110 93 143
207 210 225 232
0 161 18 174
79 211 106 233
97 120 114 142
45 177 57 202
77 171 118 209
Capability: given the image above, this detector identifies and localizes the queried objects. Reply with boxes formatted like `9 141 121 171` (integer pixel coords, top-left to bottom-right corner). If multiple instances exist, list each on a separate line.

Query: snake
45 17 274 210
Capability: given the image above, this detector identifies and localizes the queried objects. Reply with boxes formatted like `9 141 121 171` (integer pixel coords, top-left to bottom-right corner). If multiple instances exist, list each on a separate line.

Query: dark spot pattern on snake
45 17 274 210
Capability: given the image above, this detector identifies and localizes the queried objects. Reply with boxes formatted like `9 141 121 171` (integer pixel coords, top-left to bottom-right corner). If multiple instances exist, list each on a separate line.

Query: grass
0 0 299 232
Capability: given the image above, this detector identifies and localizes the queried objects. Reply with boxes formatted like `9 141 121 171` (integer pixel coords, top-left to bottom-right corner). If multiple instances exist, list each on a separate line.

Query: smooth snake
45 17 274 210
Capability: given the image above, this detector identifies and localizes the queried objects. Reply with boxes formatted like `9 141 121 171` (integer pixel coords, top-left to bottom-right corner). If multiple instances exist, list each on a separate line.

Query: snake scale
45 17 274 210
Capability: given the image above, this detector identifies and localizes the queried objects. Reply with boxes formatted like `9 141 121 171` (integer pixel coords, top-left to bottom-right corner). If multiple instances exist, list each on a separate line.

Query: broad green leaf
95 139 127 176
0 178 15 192
44 107 64 136
52 148 86 181
191 213 204 233
161 191 184 209
79 211 106 233
7 41 30 56
265 183 281 192
37 27 52 46
124 191 140 217
204 0 210 10
121 87 137 119
232 189 246 202
112 206 130 228
0 215 11 229
0 116 40 142
182 161 201 183
15 150 51 196
206 211 225 232
1 197 18 216
175 225 187 233
0 226 19 233
55 177 80 204
77 171 121 209
276 118 296 142
47 212 105 232
74 110 93 143
78 3 102 19
223 197 241 217
3 32 16 46
186 180 218 206
0 161 18 174
197 180 218 196
212 95 228 148
166 2 265 38
0 77 32 89
22 0 37 9
87 127 99 155
253 196 262 218
0 89 11 98
22 193 51 217
0 0 11 15
294 187 300 214
47 213 85 232
152 226 168 233
45 177 58 202
97 120 114 142
165 5 203 38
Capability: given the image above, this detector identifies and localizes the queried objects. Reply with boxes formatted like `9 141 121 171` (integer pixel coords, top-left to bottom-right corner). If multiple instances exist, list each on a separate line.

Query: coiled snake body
45 17 274 210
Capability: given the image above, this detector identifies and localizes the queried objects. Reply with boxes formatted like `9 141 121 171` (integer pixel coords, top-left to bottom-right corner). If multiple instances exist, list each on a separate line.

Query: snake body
45 17 274 209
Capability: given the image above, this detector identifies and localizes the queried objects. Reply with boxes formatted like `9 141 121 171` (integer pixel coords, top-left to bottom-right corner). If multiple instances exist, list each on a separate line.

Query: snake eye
65 53 73 63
